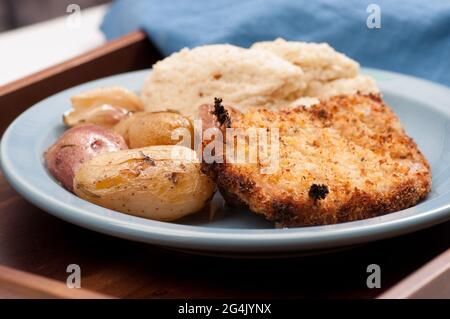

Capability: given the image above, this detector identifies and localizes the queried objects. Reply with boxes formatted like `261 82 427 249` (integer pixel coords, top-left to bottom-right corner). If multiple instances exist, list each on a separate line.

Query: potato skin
113 111 193 148
112 112 146 146
45 124 128 191
73 146 215 221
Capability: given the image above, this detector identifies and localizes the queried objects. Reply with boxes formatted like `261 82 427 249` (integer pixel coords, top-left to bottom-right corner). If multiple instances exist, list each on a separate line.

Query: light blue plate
1 68 450 257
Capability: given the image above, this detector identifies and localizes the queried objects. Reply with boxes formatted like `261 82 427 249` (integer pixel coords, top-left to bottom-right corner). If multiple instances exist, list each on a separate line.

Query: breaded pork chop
201 95 431 227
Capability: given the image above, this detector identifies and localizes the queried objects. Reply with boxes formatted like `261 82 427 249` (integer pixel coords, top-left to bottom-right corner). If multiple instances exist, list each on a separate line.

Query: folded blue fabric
101 0 450 86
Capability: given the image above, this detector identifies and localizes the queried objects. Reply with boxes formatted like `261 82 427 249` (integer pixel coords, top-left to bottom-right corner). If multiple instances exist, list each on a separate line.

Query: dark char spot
309 184 329 201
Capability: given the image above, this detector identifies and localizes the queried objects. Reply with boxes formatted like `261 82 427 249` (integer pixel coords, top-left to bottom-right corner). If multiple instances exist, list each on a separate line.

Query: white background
0 5 108 86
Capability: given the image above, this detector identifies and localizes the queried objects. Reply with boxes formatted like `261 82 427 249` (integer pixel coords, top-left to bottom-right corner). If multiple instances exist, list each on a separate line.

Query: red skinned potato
45 124 128 191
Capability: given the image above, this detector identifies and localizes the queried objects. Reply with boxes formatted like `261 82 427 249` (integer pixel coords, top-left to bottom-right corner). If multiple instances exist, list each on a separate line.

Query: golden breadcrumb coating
201 94 431 227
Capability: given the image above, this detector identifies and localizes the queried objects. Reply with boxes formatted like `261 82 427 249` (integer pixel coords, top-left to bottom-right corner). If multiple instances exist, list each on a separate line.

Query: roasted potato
73 146 215 221
64 87 144 127
112 112 146 146
113 111 193 148
45 124 128 191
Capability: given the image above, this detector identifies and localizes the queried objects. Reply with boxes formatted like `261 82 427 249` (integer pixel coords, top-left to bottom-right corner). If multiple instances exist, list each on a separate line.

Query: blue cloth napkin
101 0 450 86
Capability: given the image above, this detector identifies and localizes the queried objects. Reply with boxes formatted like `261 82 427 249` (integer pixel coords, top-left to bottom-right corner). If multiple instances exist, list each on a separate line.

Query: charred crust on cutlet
312 108 330 120
211 97 231 128
205 164 255 208
218 166 255 195
200 162 219 181
211 164 430 227
308 184 329 201
218 186 249 209
367 93 383 103
271 200 298 224
237 178 255 194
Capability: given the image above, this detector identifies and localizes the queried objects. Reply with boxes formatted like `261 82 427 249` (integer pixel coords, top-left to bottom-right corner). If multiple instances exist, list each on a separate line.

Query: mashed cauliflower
140 39 379 116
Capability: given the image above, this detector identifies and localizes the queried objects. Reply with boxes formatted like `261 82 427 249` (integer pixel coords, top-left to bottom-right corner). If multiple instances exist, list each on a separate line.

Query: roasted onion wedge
64 87 144 127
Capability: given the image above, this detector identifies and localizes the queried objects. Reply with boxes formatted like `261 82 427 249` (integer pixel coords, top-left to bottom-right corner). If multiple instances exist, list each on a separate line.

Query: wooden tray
0 30 449 299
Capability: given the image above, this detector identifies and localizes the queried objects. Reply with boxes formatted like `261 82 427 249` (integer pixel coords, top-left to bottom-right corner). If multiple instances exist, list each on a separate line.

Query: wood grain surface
0 264 110 298
0 31 448 299
379 248 450 299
